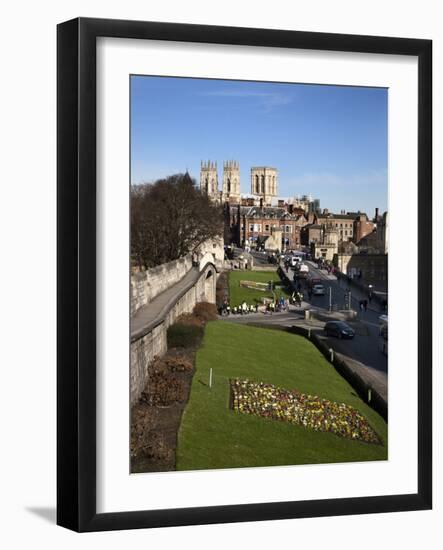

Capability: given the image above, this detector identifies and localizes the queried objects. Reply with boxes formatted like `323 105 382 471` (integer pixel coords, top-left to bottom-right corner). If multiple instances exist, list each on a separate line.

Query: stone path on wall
131 266 200 342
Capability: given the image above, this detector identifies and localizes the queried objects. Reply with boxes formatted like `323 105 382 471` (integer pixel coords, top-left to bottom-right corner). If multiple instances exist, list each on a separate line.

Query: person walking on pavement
296 292 302 308
363 299 368 312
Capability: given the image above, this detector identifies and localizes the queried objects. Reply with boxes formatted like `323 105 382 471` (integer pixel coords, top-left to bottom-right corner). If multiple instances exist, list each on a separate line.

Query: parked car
324 321 355 339
312 284 325 296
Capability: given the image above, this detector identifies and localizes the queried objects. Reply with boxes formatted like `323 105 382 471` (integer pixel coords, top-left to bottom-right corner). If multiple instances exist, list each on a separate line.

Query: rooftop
239 205 304 220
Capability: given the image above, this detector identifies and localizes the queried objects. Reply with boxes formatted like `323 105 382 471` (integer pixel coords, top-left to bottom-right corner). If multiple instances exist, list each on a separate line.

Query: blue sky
131 76 387 215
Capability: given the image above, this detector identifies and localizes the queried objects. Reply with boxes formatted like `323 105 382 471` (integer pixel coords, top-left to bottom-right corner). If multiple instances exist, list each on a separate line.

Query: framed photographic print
57 17 432 532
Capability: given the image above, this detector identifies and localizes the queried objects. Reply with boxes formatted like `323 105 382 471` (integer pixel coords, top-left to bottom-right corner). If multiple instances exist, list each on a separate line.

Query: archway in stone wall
203 268 215 303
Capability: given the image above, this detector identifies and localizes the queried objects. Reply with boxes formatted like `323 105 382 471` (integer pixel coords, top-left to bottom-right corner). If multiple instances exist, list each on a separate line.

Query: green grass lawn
176 321 387 471
228 269 290 307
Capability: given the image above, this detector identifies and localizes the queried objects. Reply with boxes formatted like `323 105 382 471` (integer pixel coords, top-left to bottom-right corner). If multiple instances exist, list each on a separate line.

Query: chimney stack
375 207 379 220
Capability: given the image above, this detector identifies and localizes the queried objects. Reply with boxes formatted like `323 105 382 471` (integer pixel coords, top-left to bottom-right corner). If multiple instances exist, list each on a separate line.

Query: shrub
141 372 188 406
193 301 218 322
131 428 173 462
175 313 204 327
165 355 194 373
216 272 229 307
167 323 204 349
150 352 194 375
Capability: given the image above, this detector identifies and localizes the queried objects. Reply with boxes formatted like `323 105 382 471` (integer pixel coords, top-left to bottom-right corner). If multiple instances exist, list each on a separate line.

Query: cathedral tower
250 166 278 206
222 160 240 203
200 160 219 201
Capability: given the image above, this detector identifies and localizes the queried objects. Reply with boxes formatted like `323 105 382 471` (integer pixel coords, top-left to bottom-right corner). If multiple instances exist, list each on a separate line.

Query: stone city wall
130 238 224 316
131 254 193 316
130 324 167 405
130 263 217 405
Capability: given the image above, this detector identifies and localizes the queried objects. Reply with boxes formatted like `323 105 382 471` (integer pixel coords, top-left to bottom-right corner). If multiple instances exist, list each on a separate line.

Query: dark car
324 321 355 339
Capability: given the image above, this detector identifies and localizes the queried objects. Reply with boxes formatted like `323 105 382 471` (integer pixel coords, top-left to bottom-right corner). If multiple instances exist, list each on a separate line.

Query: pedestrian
296 292 302 307
368 292 373 304
255 303 259 313
363 299 368 312
359 300 364 312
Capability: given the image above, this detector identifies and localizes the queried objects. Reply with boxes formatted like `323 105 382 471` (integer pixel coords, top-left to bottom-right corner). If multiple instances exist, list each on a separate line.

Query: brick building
225 203 308 250
352 212 375 244
316 212 356 242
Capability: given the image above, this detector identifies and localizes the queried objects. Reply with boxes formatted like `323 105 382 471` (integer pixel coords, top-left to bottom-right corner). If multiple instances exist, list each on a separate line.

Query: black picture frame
57 17 432 532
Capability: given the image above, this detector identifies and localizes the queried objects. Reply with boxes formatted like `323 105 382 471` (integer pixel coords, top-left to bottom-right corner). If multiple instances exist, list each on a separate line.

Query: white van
290 255 302 267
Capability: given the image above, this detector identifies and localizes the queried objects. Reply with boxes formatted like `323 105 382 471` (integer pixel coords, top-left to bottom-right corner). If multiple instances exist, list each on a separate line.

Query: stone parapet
131 254 193 316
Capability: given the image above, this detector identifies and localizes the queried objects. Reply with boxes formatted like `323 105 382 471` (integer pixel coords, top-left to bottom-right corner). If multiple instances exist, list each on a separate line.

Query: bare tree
131 173 223 269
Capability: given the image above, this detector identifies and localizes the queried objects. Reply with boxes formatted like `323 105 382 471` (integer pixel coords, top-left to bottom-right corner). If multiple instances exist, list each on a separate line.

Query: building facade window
265 224 270 232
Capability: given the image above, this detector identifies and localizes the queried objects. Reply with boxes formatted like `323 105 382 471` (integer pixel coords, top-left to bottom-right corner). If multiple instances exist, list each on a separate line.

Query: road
299 261 387 374
223 256 387 399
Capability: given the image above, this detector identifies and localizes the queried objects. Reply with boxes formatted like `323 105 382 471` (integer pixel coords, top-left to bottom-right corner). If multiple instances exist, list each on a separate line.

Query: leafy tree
131 173 223 269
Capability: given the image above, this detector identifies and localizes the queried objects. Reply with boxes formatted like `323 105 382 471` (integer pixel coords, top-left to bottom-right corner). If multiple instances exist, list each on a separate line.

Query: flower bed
230 379 381 445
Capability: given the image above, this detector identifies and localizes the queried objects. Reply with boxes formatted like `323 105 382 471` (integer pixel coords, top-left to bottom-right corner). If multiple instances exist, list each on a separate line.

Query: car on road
289 255 302 267
312 284 325 296
323 321 355 339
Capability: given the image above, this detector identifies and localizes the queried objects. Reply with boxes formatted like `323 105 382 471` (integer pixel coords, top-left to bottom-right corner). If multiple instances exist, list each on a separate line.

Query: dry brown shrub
131 427 173 462
141 372 188 406
164 355 193 373
193 301 218 322
216 272 229 307
175 313 204 327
